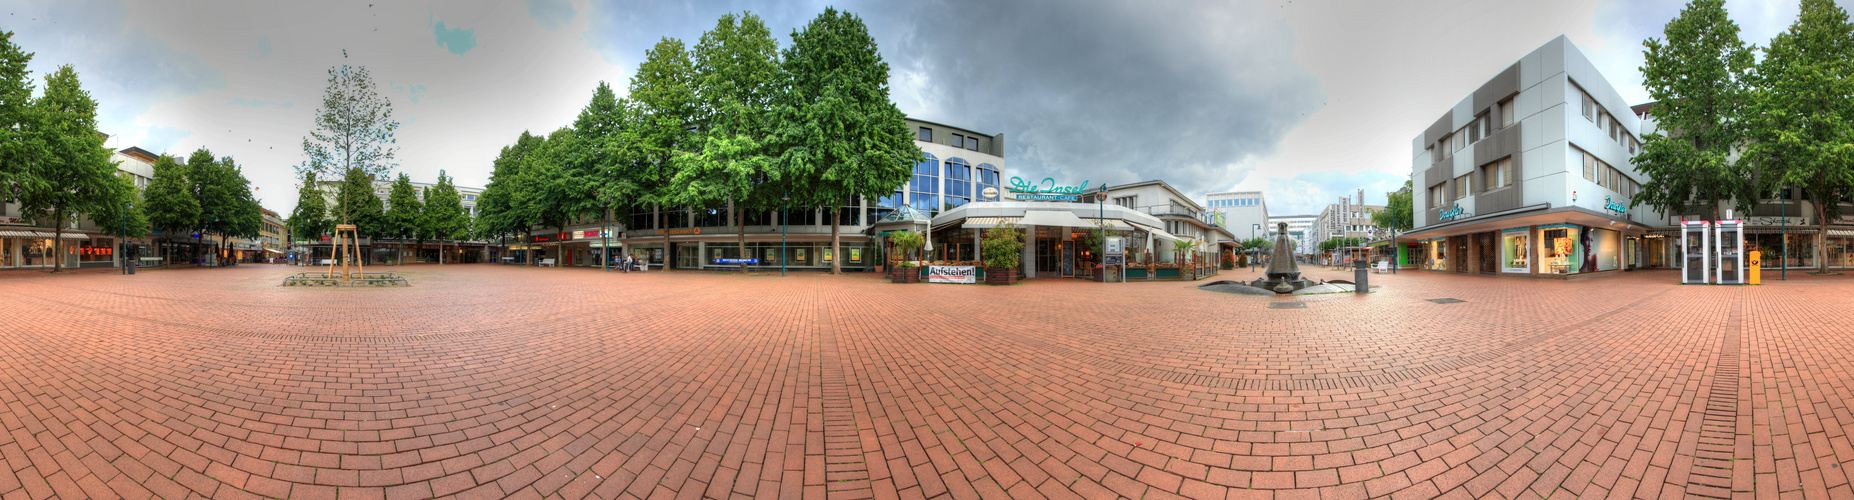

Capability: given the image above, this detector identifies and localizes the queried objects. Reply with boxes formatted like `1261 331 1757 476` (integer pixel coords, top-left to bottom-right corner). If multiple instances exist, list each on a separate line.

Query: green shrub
888 230 924 262
982 223 1023 269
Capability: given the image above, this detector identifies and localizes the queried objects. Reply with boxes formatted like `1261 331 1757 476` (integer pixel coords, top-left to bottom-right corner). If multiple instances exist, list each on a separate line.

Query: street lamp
1251 223 1260 272
121 201 130 275
781 192 789 277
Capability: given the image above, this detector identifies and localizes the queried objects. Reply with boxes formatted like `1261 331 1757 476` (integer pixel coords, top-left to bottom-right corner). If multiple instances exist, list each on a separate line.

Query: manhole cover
1268 302 1306 309
1427 298 1466 304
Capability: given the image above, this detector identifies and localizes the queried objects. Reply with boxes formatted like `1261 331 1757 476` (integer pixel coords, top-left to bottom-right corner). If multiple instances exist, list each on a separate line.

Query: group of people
613 253 647 273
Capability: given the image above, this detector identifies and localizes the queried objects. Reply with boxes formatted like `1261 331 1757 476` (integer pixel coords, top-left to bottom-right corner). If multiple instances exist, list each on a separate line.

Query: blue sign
1605 196 1629 216
1439 203 1468 221
716 258 759 264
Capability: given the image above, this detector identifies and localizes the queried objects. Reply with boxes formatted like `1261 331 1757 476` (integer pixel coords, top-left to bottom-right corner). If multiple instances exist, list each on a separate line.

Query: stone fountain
1248 222 1319 293
1199 222 1352 295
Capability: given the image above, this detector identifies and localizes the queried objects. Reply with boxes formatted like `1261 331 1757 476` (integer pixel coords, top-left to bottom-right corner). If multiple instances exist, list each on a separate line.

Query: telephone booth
1681 220 1711 284
1715 220 1744 285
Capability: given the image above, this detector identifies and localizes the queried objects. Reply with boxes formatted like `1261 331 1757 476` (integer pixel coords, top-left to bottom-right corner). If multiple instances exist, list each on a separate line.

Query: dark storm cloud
861 0 1322 196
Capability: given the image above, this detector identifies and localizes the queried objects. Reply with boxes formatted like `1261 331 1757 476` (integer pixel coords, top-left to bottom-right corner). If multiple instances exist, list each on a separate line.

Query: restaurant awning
41 232 88 240
0 229 37 238
1019 210 1092 228
961 217 1021 229
1130 222 1184 242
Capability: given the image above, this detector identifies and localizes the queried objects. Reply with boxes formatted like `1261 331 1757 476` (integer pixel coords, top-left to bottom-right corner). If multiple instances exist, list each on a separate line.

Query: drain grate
1268 302 1306 309
1426 298 1466 304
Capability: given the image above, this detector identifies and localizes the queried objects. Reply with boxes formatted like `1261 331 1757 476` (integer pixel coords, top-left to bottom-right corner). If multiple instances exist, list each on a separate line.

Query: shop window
1539 226 1581 274
1501 230 1528 273
1595 229 1620 271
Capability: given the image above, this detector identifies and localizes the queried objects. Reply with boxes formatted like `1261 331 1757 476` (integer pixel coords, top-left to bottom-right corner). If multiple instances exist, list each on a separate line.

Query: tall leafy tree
774 8 923 274
184 148 218 257
624 38 698 271
143 154 198 264
289 172 332 259
195 155 261 265
383 173 422 265
92 173 149 264
573 82 631 268
477 131 545 264
422 170 470 264
1372 181 1414 258
0 31 34 199
17 65 118 273
519 128 589 264
677 12 783 272
1745 0 1854 275
299 59 399 224
334 166 385 263
1634 0 1756 221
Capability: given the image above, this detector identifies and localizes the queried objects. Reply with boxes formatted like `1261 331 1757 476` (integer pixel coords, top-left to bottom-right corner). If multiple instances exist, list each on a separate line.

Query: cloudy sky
3 0 1839 216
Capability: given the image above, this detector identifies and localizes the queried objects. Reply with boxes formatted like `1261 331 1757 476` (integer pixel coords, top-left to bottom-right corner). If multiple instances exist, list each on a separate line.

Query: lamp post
781 192 789 277
121 201 130 275
1251 223 1260 272
602 196 610 273
1390 199 1398 274
1780 186 1787 280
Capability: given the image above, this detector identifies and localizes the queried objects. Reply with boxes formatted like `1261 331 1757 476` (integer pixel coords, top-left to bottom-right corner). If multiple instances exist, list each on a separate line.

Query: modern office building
1311 192 1384 249
1206 191 1269 243
1402 35 1664 278
1268 215 1316 257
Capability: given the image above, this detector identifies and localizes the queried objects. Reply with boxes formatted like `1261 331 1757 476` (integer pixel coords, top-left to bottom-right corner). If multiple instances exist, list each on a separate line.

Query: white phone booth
1715 220 1744 285
1681 220 1711 284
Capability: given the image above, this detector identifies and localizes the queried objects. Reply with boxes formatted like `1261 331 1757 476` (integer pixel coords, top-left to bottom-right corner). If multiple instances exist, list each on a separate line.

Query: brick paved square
0 264 1850 499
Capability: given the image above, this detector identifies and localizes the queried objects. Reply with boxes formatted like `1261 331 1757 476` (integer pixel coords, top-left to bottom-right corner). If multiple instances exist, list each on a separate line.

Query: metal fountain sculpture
1248 222 1319 293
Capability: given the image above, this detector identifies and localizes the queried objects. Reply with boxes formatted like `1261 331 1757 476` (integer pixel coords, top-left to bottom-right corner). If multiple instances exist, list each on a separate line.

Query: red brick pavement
0 264 1851 499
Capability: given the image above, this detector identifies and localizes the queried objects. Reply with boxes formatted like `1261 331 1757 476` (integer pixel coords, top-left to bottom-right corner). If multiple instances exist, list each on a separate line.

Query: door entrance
1036 239 1060 275
1453 236 1469 273
1478 232 1496 274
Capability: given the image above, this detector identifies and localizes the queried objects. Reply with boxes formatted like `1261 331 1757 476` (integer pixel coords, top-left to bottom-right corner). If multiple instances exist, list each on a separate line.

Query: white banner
927 266 977 284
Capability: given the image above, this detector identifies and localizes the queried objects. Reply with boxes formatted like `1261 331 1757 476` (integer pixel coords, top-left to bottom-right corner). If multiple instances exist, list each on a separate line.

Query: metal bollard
1354 260 1368 293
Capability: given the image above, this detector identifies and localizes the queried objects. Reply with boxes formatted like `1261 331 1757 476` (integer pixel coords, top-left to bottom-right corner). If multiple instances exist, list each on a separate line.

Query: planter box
891 267 920 283
985 267 1017 285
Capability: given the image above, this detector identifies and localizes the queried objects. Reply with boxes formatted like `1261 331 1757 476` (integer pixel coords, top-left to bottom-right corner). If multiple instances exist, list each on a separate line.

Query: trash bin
1354 259 1369 293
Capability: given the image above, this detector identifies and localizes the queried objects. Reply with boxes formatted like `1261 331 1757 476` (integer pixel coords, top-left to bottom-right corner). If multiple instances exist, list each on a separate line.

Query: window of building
1499 97 1515 128
1452 126 1467 152
910 155 940 212
1454 174 1469 199
1580 86 1596 122
966 136 978 151
1482 158 1512 191
1113 195 1136 208
918 127 932 142
1597 109 1607 133
951 133 963 147
944 160 971 209
1577 146 1596 182
1629 136 1639 155
1429 184 1444 207
1469 116 1483 144
1610 117 1620 141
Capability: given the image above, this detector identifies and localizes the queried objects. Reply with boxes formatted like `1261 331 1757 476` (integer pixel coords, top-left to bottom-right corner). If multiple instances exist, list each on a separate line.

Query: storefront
890 200 1224 281
1402 206 1646 279
0 230 101 269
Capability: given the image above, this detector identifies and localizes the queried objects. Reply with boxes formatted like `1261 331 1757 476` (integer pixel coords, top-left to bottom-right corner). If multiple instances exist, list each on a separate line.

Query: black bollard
1354 259 1368 293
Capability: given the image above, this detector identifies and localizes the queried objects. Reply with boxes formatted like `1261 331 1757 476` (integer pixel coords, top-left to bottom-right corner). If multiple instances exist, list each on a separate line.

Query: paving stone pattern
0 265 1850 499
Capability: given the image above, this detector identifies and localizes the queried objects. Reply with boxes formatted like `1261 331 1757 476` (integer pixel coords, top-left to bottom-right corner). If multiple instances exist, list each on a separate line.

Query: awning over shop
1019 210 1091 228
263 248 284 254
42 232 88 240
1097 220 1135 231
1831 229 1854 238
960 216 1021 229
0 229 38 238
1131 222 1183 242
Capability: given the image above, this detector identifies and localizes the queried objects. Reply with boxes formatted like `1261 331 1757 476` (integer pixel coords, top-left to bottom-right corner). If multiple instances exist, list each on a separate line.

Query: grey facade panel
1424 163 1450 188
1424 112 1454 147
1472 64 1520 111
1472 123 1524 214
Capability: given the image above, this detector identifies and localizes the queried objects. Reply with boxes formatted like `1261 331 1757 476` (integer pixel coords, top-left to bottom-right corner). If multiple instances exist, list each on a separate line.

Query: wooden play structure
282 224 410 287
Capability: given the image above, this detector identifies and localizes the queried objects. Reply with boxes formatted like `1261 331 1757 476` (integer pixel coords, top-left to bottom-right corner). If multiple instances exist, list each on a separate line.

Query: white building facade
1403 35 1663 278
1206 191 1269 243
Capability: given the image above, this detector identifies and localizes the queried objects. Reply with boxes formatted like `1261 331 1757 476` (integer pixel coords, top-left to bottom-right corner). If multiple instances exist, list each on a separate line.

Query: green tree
194 155 261 265
477 131 545 264
1373 181 1414 254
1635 0 1756 221
383 173 422 265
981 224 1023 270
93 174 149 241
677 12 783 272
1745 0 1854 275
774 8 922 274
143 154 198 264
288 172 332 260
519 128 588 265
334 166 385 262
0 31 34 199
300 61 399 224
624 38 699 271
17 65 117 273
573 82 630 269
422 170 470 264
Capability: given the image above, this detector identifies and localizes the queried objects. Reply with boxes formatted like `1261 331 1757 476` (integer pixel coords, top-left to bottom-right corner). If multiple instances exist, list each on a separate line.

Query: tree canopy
0 31 35 196
1634 0 1756 220
17 65 119 272
1744 0 1854 275
422 170 470 263
288 172 331 248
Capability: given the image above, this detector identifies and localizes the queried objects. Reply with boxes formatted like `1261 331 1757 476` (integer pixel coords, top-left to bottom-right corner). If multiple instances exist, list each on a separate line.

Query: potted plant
982 223 1024 285
888 231 924 283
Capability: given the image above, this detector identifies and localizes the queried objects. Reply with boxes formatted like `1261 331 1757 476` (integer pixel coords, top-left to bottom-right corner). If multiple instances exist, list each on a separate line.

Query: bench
539 258 556 267
319 259 332 265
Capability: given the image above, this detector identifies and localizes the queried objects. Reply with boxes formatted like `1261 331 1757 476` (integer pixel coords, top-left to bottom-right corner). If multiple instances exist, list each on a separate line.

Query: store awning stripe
961 217 1021 228
0 230 38 238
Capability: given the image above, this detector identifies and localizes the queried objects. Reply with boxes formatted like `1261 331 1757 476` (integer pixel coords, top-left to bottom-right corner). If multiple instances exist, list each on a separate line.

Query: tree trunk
663 208 672 272
734 198 746 273
51 208 63 273
829 207 841 275
1819 201 1830 275
557 225 565 268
